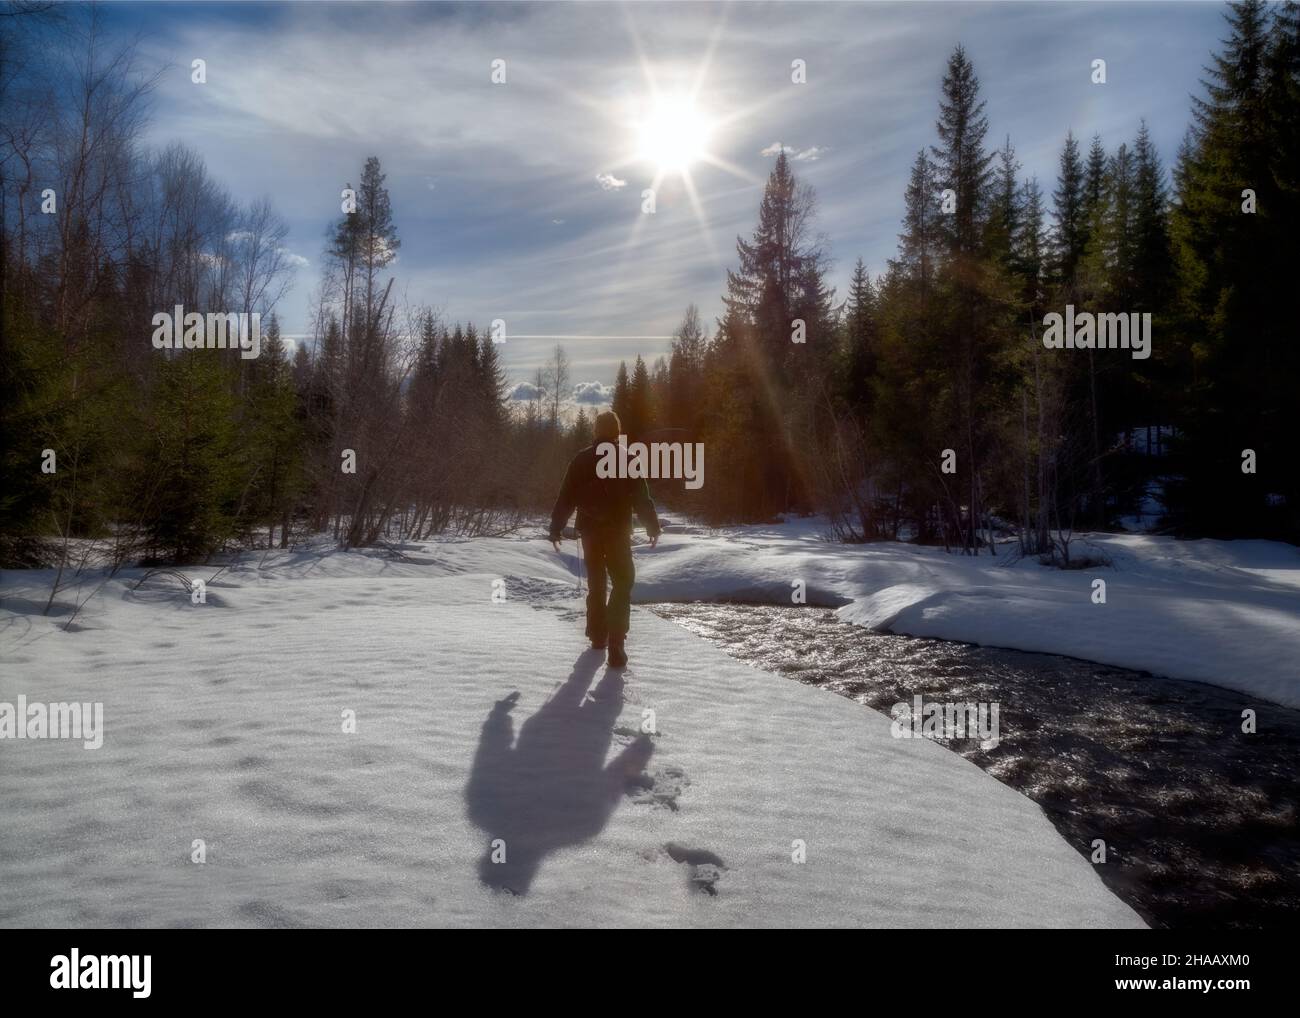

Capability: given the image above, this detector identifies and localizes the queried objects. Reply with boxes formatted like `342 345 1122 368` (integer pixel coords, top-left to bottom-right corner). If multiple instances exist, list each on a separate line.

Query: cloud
509 379 610 406
509 381 544 402
760 142 826 161
281 249 310 268
137 0 1226 387
572 381 612 405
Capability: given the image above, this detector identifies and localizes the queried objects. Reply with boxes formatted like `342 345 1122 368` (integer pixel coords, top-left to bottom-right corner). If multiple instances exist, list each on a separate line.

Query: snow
0 539 1143 928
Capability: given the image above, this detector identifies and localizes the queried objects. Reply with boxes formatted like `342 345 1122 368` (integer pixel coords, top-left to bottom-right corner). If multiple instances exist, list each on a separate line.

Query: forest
2 0 1297 571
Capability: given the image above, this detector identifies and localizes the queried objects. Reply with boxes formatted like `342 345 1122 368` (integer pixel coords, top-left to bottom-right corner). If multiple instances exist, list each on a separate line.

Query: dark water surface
649 602 1300 929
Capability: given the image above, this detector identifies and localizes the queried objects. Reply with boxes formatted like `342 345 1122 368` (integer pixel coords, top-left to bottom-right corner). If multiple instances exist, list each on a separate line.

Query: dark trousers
581 529 635 640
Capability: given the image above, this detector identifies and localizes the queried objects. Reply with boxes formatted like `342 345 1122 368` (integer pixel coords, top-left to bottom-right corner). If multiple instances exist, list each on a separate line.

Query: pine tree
628 355 653 439
408 312 440 420
1016 177 1047 312
668 305 707 433
931 45 1003 553
714 150 832 517
1132 120 1173 314
572 407 592 451
610 361 632 434
1083 134 1108 226
1266 1 1300 206
354 157 400 323
244 313 302 547
1096 142 1138 304
1050 131 1087 287
897 150 939 292
841 257 877 413
650 356 670 432
932 45 994 257
988 136 1021 265
670 304 708 370
1167 0 1299 538
475 328 508 431
722 151 828 363
142 351 239 562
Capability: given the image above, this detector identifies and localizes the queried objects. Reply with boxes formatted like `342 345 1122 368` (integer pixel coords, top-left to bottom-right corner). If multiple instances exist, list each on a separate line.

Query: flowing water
649 602 1300 929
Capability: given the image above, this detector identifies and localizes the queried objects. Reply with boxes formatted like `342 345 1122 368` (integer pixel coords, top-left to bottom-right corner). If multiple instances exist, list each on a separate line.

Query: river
650 602 1300 929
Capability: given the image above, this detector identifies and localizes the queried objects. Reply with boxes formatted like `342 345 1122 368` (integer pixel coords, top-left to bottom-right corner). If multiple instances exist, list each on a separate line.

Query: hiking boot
607 634 627 668
590 636 607 650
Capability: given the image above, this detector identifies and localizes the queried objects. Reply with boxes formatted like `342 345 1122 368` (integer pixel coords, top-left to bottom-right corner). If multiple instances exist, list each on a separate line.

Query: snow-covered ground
0 533 1147 928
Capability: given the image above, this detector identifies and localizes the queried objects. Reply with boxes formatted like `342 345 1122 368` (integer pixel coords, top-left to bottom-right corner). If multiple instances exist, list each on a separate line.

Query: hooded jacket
548 444 661 542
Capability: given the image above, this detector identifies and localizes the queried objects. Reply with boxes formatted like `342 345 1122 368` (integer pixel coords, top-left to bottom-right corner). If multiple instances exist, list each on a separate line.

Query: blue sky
106 0 1229 397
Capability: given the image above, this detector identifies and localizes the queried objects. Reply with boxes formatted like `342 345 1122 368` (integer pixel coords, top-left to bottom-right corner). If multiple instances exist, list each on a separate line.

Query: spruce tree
629 355 653 439
989 136 1021 265
1016 177 1047 312
1132 121 1173 314
842 257 877 413
1168 0 1299 537
244 313 302 547
932 45 993 257
714 150 832 517
572 407 592 451
668 305 706 434
898 150 939 292
610 361 632 435
1083 134 1108 225
1050 131 1087 287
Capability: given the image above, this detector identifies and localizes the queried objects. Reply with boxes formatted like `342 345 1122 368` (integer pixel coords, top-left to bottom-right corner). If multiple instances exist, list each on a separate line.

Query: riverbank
627 519 1300 709
0 549 1140 927
651 602 1300 929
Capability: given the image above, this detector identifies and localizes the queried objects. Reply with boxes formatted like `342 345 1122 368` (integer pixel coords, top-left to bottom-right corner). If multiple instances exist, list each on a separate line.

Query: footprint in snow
663 842 727 897
629 765 689 811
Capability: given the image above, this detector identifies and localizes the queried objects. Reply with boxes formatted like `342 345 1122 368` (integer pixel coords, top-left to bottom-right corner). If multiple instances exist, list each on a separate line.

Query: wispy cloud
130 0 1226 392
761 142 826 161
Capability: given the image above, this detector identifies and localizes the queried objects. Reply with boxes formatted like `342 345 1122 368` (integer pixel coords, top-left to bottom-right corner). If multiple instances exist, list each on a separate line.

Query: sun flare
634 94 713 175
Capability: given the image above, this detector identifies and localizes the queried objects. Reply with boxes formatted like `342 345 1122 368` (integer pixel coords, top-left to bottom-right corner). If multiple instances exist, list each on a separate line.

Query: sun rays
503 4 788 326
594 6 776 271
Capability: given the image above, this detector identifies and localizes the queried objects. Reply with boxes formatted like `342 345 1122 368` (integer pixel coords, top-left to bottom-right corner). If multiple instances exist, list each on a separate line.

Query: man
549 410 660 667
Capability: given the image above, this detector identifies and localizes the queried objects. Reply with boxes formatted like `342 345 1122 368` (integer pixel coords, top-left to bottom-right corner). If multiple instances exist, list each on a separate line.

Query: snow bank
0 551 1140 928
626 520 1300 709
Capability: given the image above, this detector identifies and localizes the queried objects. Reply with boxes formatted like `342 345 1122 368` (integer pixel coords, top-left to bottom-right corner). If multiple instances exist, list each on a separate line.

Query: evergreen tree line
1 8 306 567
612 0 1299 552
295 154 519 548
3 2 1297 574
0 9 520 566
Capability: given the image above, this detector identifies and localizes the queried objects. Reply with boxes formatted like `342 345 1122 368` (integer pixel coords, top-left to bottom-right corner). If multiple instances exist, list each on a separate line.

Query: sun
564 7 772 266
634 93 713 175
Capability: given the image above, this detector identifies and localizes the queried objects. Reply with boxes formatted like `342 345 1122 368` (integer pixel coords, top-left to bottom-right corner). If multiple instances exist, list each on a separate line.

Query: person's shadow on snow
465 649 654 895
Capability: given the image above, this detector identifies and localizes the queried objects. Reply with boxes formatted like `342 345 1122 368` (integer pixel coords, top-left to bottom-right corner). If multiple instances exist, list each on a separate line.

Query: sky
105 0 1230 401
